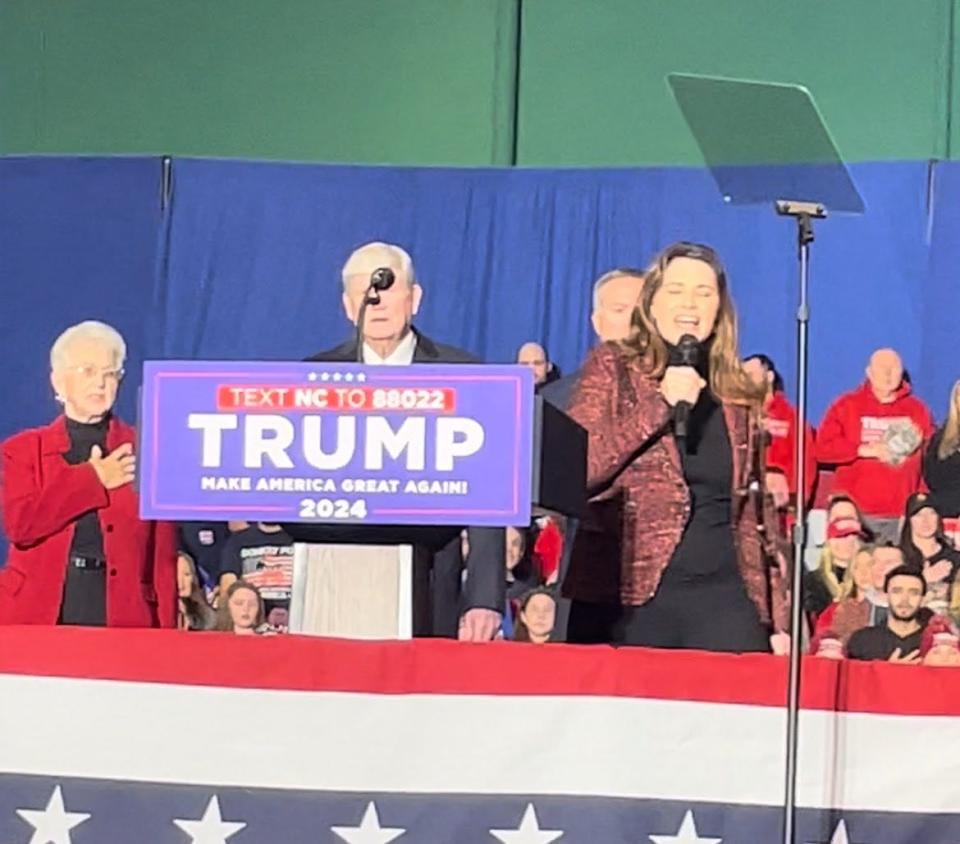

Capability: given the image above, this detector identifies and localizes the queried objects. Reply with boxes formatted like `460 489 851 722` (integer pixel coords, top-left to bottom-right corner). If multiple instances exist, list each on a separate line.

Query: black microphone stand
354 268 396 363
355 290 381 364
777 198 824 844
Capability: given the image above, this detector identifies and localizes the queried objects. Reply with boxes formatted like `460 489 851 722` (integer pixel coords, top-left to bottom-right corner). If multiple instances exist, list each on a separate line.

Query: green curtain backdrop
0 0 520 165
2 0 960 165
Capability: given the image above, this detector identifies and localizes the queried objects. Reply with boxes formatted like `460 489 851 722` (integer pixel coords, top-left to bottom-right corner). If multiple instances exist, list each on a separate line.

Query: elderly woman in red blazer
564 242 789 652
0 320 177 627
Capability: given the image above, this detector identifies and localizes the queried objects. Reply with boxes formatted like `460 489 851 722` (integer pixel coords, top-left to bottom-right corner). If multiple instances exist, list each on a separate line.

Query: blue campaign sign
138 361 534 527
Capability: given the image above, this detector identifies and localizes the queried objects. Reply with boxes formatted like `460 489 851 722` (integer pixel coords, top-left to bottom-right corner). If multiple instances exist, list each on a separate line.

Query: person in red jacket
817 348 934 543
0 320 177 627
743 354 817 509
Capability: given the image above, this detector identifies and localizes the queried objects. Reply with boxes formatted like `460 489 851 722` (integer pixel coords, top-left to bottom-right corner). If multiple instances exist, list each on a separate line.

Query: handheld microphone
672 333 701 441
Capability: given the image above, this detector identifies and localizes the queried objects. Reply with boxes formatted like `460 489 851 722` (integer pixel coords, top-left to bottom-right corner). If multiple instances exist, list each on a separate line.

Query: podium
139 361 586 639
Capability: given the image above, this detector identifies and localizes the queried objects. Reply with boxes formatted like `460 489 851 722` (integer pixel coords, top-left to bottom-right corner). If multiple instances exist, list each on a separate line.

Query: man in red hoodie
744 354 817 509
817 348 934 542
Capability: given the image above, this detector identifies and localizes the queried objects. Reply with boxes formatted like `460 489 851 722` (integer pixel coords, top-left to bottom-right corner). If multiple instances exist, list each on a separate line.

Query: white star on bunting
173 795 246 843
331 801 405 843
16 785 91 844
808 819 855 844
649 810 722 844
489 803 564 843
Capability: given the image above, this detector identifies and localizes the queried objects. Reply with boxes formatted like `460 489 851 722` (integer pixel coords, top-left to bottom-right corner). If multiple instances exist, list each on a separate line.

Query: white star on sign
16 785 91 844
808 820 854 844
307 372 318 381
344 372 355 382
649 810 722 844
333 372 343 382
173 795 246 843
331 801 405 843
489 803 564 843
321 372 331 381
357 372 367 382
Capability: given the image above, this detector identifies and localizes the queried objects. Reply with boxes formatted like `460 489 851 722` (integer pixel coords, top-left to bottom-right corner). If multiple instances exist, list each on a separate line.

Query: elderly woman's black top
59 416 109 625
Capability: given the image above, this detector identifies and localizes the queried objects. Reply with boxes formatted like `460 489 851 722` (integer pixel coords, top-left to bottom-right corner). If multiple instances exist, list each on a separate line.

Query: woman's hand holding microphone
660 366 705 408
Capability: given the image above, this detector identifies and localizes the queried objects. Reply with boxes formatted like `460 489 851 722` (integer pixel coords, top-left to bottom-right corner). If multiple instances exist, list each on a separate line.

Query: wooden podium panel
288 544 413 639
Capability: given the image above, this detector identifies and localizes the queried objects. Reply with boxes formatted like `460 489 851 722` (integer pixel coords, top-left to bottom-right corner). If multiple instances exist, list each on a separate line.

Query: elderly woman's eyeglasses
70 365 125 382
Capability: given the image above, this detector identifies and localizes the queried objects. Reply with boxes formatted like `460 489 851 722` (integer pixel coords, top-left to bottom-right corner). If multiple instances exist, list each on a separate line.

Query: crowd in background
4 239 960 665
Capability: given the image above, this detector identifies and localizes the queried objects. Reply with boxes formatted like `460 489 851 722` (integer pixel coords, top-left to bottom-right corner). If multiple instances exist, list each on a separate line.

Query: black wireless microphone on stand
672 333 701 442
355 267 396 363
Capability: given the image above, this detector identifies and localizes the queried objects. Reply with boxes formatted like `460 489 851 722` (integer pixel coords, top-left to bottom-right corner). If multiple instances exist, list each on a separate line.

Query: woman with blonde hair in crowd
565 241 788 652
923 380 960 539
814 546 875 646
803 495 872 618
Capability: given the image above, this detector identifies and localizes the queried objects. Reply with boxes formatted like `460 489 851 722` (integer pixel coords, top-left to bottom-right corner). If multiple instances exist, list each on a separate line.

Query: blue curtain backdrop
0 155 957 442
5 154 960 558
154 158 937 424
0 157 162 440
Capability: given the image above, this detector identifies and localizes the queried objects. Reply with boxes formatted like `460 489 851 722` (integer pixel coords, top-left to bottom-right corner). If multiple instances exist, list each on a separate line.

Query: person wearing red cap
802 495 869 617
743 354 817 509
919 614 960 666
817 348 934 542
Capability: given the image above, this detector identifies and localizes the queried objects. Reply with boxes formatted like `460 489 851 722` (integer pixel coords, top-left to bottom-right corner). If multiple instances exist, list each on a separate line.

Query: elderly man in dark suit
307 241 504 642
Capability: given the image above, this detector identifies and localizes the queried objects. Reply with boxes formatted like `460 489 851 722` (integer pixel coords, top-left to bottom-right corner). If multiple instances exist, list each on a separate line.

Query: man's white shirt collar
362 331 417 365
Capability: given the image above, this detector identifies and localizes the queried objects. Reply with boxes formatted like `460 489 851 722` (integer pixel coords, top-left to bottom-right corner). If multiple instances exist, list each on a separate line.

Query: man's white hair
592 267 645 310
341 241 416 290
50 320 127 372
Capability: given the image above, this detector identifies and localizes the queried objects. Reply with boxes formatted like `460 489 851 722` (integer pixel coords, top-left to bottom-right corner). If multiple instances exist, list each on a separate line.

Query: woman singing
564 242 788 651
0 320 177 627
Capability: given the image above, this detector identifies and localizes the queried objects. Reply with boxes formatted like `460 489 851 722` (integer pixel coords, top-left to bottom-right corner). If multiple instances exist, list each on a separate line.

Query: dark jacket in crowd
923 427 960 518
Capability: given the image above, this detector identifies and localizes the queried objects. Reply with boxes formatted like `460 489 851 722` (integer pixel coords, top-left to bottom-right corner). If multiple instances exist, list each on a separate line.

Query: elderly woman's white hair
50 320 127 373
341 242 416 290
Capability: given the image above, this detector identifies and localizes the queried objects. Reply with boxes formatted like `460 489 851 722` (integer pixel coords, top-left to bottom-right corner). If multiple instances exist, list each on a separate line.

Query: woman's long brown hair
621 241 764 406
215 580 265 632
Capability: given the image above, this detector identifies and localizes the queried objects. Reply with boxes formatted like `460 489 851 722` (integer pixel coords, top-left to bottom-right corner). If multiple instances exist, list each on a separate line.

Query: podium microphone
672 333 701 441
369 267 395 293
355 267 397 363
